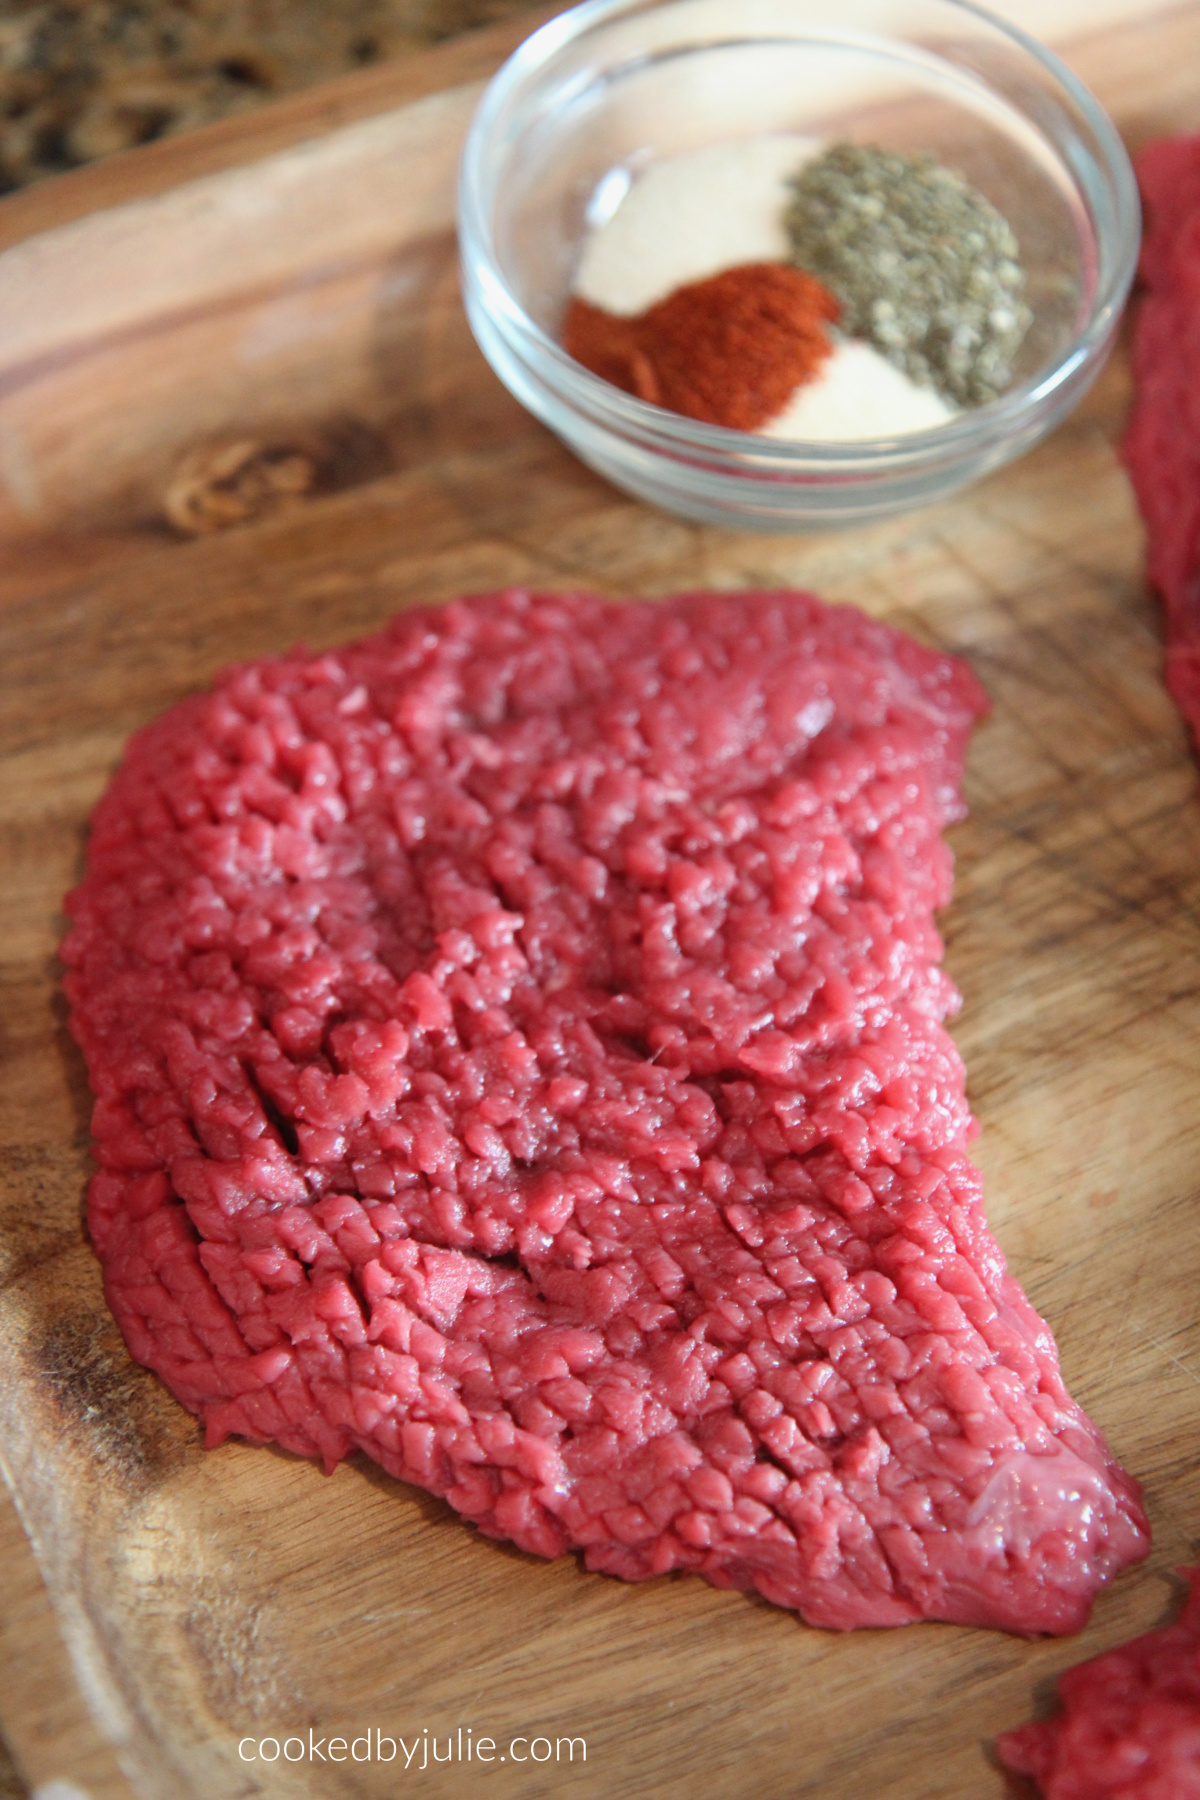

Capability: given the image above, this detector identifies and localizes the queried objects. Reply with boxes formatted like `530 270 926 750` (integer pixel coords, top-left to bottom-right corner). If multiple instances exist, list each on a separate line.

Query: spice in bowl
564 263 838 430
785 143 1032 408
561 133 1031 439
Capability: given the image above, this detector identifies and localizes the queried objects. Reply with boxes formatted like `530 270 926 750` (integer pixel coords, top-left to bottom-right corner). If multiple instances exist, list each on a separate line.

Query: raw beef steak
998 1569 1200 1796
1124 132 1200 749
62 589 1149 1632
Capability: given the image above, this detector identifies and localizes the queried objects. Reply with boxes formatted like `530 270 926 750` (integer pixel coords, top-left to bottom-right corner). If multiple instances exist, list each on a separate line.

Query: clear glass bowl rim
457 0 1141 471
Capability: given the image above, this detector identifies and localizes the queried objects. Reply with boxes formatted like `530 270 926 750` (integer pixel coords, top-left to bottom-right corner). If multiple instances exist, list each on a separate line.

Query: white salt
574 134 817 316
572 134 959 439
764 339 955 440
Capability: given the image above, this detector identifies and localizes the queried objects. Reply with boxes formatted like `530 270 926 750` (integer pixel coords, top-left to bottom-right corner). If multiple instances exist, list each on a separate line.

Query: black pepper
785 142 1033 408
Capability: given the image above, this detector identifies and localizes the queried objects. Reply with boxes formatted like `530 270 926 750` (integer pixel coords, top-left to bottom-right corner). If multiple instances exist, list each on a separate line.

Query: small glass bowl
457 0 1139 533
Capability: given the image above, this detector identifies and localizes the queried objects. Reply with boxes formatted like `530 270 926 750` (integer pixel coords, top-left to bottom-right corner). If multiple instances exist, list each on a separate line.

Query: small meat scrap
1124 133 1200 755
997 1570 1200 1797
62 589 1149 1633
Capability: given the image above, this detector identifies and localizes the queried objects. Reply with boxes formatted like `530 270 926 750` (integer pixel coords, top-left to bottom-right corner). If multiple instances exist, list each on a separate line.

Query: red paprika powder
563 261 839 431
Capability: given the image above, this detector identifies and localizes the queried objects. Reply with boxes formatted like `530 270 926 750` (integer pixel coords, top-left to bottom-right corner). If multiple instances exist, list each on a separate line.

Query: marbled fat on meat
998 1569 1200 1796
62 590 1149 1632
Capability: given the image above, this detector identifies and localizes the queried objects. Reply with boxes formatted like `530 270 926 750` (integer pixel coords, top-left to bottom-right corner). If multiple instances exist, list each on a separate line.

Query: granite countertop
0 0 543 192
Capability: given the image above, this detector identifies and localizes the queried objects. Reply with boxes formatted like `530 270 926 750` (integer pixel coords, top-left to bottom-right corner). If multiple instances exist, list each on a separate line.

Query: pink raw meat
1124 132 1200 749
998 1570 1200 1797
62 588 1149 1632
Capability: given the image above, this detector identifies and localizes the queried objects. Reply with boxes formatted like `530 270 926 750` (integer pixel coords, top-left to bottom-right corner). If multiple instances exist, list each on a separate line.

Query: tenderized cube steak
62 589 1149 1633
997 1570 1200 1797
1124 132 1200 752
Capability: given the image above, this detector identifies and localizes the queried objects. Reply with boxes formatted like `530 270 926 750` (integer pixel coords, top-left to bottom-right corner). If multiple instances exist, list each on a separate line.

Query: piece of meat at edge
60 587 1150 1635
1123 131 1200 752
997 1569 1200 1797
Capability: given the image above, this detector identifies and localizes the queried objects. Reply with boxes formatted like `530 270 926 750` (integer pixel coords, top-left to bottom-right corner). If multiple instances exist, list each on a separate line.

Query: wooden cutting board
4 7 1200 1796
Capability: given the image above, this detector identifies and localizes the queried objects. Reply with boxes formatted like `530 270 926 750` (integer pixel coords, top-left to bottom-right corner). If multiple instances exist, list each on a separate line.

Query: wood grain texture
0 1491 136 1800
3 8 1200 1797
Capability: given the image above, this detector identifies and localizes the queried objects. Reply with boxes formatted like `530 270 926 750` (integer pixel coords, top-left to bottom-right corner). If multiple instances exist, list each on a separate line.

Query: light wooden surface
3 7 1200 1797
0 1491 135 1800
